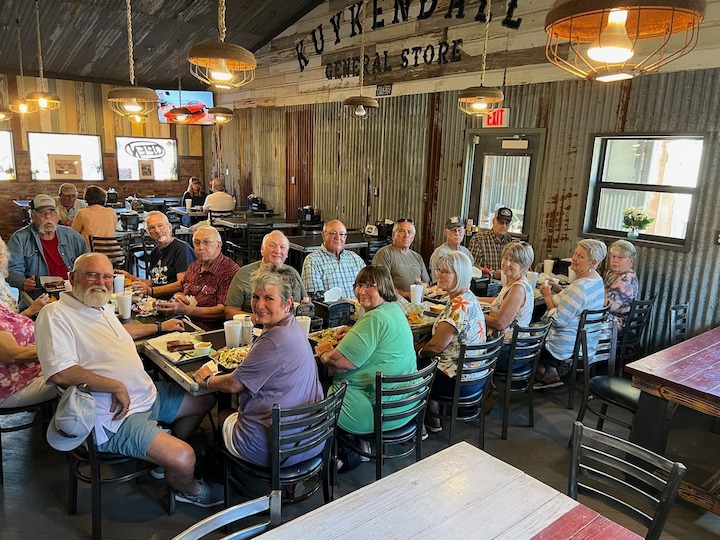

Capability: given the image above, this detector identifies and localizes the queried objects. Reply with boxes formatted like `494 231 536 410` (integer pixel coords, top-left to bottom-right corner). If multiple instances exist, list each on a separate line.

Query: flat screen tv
155 89 215 125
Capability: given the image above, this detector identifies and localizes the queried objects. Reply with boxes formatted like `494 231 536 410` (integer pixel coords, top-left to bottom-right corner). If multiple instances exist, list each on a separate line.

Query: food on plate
428 303 444 315
424 285 447 300
196 341 211 348
44 280 65 290
125 277 133 287
166 340 195 352
137 297 158 313
407 308 424 325
213 346 251 369
310 327 342 346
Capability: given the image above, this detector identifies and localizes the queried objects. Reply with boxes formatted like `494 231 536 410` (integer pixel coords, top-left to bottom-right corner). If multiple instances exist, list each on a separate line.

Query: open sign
124 140 166 159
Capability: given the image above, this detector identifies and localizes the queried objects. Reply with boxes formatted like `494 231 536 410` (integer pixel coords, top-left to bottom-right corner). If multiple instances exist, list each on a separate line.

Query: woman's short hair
577 239 607 268
354 265 398 302
84 185 107 206
502 242 534 274
609 239 637 261
250 264 296 304
0 236 8 277
437 251 473 294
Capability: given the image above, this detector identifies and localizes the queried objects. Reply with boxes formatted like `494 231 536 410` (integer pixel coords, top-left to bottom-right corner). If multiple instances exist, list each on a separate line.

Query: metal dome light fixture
26 0 61 111
9 17 38 115
208 106 233 124
342 0 379 119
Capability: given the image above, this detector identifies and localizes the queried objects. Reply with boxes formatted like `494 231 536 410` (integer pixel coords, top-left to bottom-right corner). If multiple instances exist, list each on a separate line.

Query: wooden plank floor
1 387 718 539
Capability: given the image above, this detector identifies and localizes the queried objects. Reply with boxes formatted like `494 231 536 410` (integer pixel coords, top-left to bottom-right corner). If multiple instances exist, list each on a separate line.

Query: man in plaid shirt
468 207 514 279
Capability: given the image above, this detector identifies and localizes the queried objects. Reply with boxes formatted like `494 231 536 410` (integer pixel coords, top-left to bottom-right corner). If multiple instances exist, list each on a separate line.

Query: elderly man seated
7 194 87 294
194 264 323 467
55 183 86 226
35 253 221 507
157 226 239 324
301 220 365 298
122 211 196 298
372 219 429 299
202 178 235 212
225 230 304 319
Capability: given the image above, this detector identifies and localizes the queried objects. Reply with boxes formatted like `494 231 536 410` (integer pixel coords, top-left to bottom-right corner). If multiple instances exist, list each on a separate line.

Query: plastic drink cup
410 284 424 305
543 259 554 275
296 315 311 337
117 292 133 319
224 320 243 348
113 274 125 294
185 198 192 210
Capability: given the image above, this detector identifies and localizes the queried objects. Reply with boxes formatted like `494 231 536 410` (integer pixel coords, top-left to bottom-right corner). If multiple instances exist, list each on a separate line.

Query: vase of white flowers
622 208 654 239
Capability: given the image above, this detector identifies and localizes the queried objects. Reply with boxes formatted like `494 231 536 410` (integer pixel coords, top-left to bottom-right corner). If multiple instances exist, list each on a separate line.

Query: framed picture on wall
138 160 155 180
48 154 83 180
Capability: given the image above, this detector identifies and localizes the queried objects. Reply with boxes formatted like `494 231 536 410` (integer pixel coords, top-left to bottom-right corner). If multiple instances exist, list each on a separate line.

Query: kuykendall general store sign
294 0 524 80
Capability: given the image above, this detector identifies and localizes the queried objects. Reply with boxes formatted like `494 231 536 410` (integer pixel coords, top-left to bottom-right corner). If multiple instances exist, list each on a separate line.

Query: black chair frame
669 301 691 346
566 305 610 410
89 235 128 271
617 297 656 375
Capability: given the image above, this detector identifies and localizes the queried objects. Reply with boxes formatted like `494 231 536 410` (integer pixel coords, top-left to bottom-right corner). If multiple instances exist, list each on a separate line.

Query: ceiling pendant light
9 17 38 115
188 0 257 89
208 106 233 124
342 1 379 119
458 0 504 116
166 22 194 124
545 0 706 83
0 107 12 122
25 0 61 111
107 0 159 123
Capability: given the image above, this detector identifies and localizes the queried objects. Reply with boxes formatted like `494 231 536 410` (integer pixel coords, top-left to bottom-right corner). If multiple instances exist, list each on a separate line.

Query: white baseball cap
46 386 96 451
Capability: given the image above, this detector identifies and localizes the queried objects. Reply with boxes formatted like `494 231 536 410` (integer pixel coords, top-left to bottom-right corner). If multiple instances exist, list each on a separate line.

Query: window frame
0 130 16 181
583 132 708 251
27 131 104 182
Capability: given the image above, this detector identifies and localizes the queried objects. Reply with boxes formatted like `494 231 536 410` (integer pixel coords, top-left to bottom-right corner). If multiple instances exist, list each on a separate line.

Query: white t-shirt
203 191 235 211
35 292 156 445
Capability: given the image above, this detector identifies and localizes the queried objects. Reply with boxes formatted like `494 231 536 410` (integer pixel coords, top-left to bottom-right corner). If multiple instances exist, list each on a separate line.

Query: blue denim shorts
97 382 185 460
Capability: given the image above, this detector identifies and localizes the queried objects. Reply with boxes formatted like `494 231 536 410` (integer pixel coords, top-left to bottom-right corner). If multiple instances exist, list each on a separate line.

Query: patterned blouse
0 304 42 403
604 270 639 328
432 290 487 380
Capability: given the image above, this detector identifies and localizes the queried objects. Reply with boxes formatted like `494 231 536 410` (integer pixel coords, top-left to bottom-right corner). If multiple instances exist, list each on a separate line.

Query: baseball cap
190 176 201 184
495 207 513 222
445 216 465 229
59 183 78 195
46 386 97 451
32 194 57 211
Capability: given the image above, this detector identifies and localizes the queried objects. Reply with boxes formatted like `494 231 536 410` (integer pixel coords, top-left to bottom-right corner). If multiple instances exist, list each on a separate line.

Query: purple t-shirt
231 314 323 466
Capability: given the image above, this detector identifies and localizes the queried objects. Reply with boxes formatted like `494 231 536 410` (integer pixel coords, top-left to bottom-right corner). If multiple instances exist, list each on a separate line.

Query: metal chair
669 301 691 345
493 322 551 440
349 361 437 480
569 421 686 540
223 382 347 505
238 224 273 265
129 228 155 278
617 297 656 375
171 490 281 540
566 305 610 409
89 235 127 270
432 334 503 449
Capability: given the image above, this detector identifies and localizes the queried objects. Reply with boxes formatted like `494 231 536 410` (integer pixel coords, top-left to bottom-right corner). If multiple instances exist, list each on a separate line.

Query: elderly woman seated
0 236 56 409
604 240 639 330
415 251 487 432
535 239 607 389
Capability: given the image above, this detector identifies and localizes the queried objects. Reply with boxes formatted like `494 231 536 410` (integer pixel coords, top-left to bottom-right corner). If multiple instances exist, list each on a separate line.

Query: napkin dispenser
470 276 489 297
247 195 266 211
298 206 321 222
313 299 352 329
364 224 378 236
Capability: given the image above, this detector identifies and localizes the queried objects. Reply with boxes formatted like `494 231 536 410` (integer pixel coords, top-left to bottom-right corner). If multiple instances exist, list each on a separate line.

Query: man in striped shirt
469 207 514 279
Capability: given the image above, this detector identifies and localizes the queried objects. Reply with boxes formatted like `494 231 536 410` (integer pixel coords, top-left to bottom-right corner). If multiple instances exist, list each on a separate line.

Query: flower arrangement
622 207 654 231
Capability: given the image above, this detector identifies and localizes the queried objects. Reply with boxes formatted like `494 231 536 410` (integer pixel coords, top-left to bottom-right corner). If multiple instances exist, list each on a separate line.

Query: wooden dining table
626 325 720 514
258 441 640 539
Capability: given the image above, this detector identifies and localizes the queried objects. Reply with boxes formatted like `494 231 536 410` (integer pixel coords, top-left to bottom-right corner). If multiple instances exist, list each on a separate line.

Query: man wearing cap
301 219 365 298
55 183 86 226
429 216 474 282
36 252 222 507
202 177 235 212
469 207 514 279
7 194 87 294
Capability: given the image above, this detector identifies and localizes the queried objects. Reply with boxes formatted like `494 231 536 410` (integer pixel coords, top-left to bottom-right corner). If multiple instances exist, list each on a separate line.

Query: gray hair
392 220 416 234
0 236 8 277
261 230 289 250
437 251 473 294
502 242 534 274
144 210 170 225
73 252 113 272
609 239 637 261
192 225 222 243
577 239 607 269
251 264 296 304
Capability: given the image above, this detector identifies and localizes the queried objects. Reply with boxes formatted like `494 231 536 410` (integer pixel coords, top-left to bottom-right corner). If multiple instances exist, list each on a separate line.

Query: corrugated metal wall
219 67 720 350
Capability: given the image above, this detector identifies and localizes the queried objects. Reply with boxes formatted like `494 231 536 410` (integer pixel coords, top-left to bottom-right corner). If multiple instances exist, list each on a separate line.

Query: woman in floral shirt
604 240 639 331
0 236 56 408
416 251 487 432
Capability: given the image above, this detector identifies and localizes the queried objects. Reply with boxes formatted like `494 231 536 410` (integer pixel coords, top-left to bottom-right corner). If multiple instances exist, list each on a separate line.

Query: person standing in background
469 207 514 279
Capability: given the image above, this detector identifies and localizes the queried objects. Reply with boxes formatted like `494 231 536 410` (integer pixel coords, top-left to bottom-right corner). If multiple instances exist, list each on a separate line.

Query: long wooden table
258 442 640 539
626 326 720 514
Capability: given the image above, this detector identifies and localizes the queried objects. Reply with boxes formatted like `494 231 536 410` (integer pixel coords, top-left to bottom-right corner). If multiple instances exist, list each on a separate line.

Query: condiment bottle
241 315 253 346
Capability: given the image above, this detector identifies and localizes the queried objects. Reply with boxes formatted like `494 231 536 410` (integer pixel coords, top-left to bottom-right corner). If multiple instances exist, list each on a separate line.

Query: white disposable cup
568 268 577 283
543 259 554 275
500 273 507 286
526 271 539 288
185 198 192 210
113 274 125 293
64 279 72 292
233 314 245 321
410 284 424 305
297 315 311 336
117 292 133 319
224 320 243 348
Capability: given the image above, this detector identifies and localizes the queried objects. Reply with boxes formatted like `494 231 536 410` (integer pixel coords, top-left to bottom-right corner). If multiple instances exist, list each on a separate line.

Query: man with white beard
35 253 224 508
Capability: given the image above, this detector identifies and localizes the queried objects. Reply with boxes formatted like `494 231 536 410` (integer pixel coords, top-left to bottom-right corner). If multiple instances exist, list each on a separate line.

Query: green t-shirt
331 301 416 434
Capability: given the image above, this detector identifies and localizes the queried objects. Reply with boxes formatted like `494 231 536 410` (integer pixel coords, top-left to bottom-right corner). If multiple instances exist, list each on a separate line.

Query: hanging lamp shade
545 0 706 82
25 91 61 111
108 86 159 118
9 97 39 114
208 106 233 124
188 41 256 89
458 87 504 116
342 95 379 119
165 106 193 123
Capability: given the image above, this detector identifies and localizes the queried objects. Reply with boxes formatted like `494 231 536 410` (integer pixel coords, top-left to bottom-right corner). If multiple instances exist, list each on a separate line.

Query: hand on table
161 319 185 333
193 364 214 385
335 325 351 341
130 280 152 295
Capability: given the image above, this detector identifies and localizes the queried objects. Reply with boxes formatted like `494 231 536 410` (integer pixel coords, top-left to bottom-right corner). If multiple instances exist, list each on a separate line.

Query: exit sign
482 108 510 128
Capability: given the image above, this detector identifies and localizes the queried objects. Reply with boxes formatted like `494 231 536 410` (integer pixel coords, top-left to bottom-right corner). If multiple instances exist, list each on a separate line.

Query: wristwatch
156 322 163 334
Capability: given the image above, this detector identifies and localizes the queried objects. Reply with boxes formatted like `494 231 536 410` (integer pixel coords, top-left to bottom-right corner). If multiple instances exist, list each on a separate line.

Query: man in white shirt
202 177 235 212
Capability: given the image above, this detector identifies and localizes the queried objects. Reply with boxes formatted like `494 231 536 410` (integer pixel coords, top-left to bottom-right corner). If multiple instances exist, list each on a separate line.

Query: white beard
73 284 111 308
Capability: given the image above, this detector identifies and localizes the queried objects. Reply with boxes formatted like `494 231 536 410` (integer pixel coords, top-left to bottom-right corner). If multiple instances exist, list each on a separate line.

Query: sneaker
150 466 165 480
175 480 224 508
358 439 371 462
424 422 442 433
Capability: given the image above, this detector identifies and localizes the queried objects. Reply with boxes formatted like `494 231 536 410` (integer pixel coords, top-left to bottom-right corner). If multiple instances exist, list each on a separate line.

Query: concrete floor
1 386 719 539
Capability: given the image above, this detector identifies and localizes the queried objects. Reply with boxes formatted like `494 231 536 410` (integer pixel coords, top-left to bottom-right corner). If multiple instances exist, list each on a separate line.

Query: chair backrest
208 210 235 228
89 235 127 269
247 224 273 246
270 381 347 491
569 421 686 540
669 302 691 346
573 305 611 359
508 321 551 369
453 333 504 402
373 360 437 434
621 297 656 350
580 320 618 382
171 490 281 540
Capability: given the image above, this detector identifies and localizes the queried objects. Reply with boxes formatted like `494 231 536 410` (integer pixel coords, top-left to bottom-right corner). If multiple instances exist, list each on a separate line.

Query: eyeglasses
83 271 115 281
354 282 377 291
325 231 347 238
396 218 414 224
436 268 454 275
266 242 288 251
193 239 219 247
34 209 57 217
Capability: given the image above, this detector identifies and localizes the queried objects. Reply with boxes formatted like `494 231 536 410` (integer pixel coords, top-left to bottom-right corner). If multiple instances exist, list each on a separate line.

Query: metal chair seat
587 376 640 412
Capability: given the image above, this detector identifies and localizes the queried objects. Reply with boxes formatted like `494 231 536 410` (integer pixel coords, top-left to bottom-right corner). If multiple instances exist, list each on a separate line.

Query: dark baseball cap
445 216 465 229
495 207 513 222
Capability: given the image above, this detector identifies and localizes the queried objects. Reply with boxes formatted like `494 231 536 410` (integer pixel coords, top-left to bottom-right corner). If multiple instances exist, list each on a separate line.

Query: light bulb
38 97 48 109
214 115 227 122
19 102 28 114
595 71 634 83
354 105 367 118
588 9 634 63
470 101 488 111
210 59 233 82
213 83 232 90
123 99 143 113
175 114 188 122
0 113 7 121
129 114 146 124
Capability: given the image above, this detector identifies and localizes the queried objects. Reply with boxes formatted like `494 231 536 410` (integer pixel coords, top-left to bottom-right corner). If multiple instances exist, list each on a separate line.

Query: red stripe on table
531 505 642 539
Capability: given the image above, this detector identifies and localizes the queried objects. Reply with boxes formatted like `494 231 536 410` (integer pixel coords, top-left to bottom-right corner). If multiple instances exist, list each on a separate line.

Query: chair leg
566 362 577 410
68 455 78 515
375 443 383 481
0 432 4 485
479 404 486 450
528 384 535 428
596 403 609 431
90 454 102 540
502 375 511 440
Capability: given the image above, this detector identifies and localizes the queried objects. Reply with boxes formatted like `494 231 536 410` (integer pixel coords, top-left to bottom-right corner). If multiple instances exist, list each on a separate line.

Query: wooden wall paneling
188 125 203 156
101 84 116 153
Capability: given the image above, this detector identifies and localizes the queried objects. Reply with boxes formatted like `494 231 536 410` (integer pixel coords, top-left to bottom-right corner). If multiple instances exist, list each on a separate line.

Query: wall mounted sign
115 136 177 181
482 108 510 128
